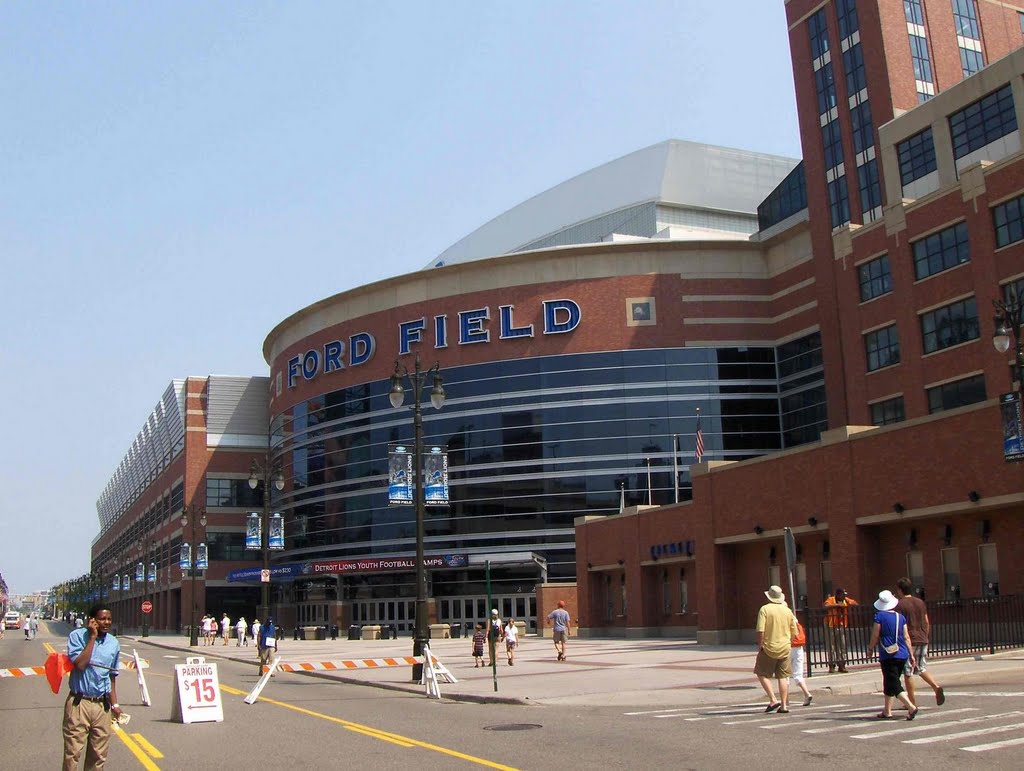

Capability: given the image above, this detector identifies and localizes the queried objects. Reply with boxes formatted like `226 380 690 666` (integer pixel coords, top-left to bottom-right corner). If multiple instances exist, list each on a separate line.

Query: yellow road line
113 724 161 771
249 692 520 770
44 643 56 654
131 733 164 759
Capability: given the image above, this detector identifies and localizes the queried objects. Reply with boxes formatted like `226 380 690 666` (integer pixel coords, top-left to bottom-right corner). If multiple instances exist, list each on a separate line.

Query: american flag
694 410 705 462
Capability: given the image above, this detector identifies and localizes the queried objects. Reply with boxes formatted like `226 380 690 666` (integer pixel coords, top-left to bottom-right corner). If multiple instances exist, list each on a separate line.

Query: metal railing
799 594 1024 677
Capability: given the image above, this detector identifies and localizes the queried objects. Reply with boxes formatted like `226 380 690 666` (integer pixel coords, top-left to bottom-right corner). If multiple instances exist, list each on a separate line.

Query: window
921 296 979 353
897 128 937 186
844 44 867 96
851 100 874 155
822 119 844 171
960 47 984 76
927 373 986 413
904 0 925 25
912 221 970 280
205 477 263 508
808 8 830 60
757 161 807 231
858 158 882 216
859 254 892 302
993 193 1024 248
820 560 833 600
949 84 1018 160
815 62 838 115
906 550 924 591
1003 278 1024 309
170 482 184 515
206 532 248 561
908 34 934 85
679 569 688 614
828 175 850 228
795 563 808 609
662 571 671 614
865 325 900 371
871 396 905 426
952 0 981 39
979 543 999 597
837 0 859 40
941 548 961 600
620 574 627 616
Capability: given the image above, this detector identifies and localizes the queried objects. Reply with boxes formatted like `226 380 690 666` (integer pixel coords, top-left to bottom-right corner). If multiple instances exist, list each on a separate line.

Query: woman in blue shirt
868 590 918 720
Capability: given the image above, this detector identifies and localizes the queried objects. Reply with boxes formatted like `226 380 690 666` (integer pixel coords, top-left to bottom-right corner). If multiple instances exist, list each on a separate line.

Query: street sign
260 569 270 583
141 601 153 614
171 661 224 723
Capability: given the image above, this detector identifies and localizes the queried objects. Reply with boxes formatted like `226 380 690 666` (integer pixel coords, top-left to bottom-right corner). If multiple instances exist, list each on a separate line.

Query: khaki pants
826 626 848 667
62 693 112 770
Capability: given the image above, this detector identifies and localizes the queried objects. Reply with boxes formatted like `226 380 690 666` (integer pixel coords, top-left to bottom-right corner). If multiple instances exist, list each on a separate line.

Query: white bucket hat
764 585 785 604
874 589 898 611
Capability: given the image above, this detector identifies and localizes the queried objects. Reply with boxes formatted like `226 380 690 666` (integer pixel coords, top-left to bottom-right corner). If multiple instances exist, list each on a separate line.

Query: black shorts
880 658 906 697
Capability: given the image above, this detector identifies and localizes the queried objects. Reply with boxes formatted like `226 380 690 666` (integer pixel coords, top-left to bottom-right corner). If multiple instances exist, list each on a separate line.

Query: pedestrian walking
259 617 278 673
754 585 799 714
220 613 231 646
546 600 571 661
31 615 39 639
471 623 486 667
504 617 519 665
0 617 5 638
895 577 945 707
823 588 857 673
25 621 31 640
235 616 248 647
789 616 813 707
868 589 918 720
251 618 261 653
62 603 122 770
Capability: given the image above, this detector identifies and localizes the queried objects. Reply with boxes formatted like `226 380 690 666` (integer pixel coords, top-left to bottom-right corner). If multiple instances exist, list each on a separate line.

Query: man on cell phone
62 603 122 770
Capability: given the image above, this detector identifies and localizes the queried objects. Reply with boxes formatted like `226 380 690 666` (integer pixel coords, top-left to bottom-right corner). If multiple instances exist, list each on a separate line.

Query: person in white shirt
503 617 520 666
220 614 231 646
251 619 261 653
235 617 248 646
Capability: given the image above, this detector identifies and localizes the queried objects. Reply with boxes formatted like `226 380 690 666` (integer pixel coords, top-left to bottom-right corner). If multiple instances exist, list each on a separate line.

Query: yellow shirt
757 603 798 658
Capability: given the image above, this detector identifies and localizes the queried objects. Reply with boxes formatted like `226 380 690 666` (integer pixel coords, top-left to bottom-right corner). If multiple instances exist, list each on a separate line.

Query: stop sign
141 601 153 614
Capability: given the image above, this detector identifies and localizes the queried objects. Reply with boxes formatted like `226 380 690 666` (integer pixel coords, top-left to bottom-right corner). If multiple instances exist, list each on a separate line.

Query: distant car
4 611 21 629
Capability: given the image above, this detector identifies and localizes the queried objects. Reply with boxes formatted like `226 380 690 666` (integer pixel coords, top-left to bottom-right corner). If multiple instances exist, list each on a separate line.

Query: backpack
792 621 806 647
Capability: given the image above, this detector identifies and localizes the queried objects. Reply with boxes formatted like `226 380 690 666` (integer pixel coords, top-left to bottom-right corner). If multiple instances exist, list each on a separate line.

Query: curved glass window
273 347 813 581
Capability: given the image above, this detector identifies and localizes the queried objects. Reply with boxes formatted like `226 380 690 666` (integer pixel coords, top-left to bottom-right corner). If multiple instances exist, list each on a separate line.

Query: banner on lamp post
179 543 191 571
112 575 121 592
1000 392 1024 463
268 513 284 550
135 563 144 583
148 562 157 582
245 513 261 549
123 576 131 592
424 445 449 506
388 444 414 504
196 543 208 570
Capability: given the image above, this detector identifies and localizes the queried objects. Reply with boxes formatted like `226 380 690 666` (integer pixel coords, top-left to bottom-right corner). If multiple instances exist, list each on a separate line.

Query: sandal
765 702 781 713
907 708 919 721
875 713 895 719
777 708 790 714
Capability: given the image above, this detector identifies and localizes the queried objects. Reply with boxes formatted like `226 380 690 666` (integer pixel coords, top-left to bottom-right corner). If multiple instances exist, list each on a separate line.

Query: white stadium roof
431 139 799 267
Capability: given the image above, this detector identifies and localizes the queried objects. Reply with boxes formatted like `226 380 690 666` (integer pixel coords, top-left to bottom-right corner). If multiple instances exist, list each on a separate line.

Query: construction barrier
0 666 46 679
244 645 457 704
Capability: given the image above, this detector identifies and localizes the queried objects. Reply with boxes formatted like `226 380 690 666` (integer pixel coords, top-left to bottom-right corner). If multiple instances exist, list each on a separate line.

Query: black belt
70 693 110 707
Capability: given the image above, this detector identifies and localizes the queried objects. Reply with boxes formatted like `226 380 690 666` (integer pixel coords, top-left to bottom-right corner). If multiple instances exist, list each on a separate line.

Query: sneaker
803 696 813 707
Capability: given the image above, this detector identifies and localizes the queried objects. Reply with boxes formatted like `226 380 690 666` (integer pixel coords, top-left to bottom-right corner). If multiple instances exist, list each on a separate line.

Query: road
4 623 1024 769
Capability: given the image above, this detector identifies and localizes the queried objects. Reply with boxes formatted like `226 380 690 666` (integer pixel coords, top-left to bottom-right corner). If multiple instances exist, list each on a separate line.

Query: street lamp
180 505 206 646
389 353 445 681
993 285 1024 388
248 458 285 624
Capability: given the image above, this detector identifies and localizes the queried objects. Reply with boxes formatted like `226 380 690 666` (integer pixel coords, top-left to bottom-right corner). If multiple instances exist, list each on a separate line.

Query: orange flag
44 652 73 695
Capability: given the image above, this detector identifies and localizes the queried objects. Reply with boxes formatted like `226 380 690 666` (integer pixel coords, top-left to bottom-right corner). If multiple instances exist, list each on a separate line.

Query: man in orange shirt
823 588 857 673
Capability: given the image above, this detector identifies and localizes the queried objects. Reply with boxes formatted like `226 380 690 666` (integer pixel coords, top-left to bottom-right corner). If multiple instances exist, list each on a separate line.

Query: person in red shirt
895 577 945 707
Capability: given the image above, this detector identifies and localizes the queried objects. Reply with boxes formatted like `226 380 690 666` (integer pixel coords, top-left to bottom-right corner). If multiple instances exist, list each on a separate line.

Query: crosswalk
623 699 1024 754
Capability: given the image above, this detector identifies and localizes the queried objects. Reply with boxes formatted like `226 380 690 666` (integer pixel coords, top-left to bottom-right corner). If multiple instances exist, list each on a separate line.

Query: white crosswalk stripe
904 721 1024 745
848 710 1022 740
963 736 1024 752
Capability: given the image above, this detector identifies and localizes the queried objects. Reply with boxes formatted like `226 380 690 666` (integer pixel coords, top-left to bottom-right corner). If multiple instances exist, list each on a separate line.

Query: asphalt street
4 622 1024 769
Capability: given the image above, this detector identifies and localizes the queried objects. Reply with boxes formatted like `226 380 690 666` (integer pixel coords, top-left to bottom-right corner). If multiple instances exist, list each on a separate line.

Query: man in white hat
487 609 502 667
754 585 799 713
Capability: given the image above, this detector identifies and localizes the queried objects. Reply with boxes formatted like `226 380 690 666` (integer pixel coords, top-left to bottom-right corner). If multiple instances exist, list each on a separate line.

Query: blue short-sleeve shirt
873 610 909 661
67 628 120 697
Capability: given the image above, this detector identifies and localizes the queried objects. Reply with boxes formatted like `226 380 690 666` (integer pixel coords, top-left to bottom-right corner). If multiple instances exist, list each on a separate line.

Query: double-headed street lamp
136 539 156 637
180 505 206 646
993 285 1024 388
249 458 284 623
389 353 445 682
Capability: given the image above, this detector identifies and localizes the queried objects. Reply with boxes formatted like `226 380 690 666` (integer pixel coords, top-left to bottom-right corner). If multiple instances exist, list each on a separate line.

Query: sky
0 1 801 596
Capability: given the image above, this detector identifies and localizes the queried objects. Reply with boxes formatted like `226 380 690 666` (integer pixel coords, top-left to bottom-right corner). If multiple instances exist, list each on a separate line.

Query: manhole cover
483 724 543 731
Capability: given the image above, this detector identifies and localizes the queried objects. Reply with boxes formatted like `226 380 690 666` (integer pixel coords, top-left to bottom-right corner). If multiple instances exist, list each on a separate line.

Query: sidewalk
119 630 1024 707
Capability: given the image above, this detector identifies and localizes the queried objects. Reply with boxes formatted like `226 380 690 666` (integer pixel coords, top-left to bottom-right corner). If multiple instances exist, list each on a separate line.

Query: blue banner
112 575 121 592
388 444 414 504
148 562 157 582
135 563 144 582
179 543 191 571
123 576 131 592
424 445 449 505
196 543 208 570
225 562 308 583
269 513 284 549
245 513 261 549
1001 392 1024 463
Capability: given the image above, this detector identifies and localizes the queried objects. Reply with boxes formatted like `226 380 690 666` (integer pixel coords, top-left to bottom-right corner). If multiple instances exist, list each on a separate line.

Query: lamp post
248 458 284 624
137 539 155 638
993 286 1024 388
389 353 446 682
180 505 206 647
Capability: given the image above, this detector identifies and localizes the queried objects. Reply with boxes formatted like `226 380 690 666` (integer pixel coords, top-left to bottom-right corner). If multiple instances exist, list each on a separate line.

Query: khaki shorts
904 644 929 675
754 648 792 679
553 631 567 644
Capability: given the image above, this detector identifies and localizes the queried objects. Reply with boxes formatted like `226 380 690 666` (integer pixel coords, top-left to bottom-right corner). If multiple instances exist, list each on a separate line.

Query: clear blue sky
0 1 800 596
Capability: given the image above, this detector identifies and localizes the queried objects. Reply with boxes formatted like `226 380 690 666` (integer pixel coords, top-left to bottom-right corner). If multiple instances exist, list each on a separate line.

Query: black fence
800 594 1024 677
